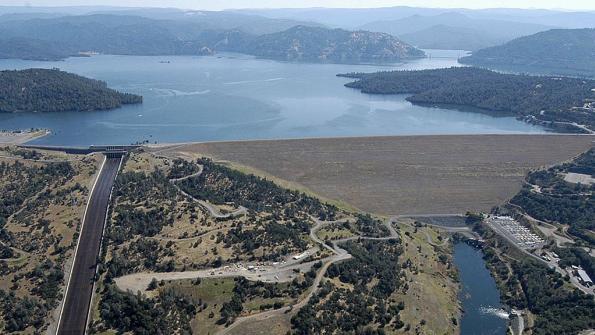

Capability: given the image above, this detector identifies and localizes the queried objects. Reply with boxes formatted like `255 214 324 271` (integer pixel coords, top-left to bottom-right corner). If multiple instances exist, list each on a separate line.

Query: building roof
577 269 593 283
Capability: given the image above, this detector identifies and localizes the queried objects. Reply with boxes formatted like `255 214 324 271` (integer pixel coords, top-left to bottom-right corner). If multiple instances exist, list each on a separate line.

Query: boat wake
223 77 285 85
479 306 510 319
153 88 211 96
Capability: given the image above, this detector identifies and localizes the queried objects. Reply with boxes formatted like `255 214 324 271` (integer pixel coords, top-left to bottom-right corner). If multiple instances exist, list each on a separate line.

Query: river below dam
454 242 508 335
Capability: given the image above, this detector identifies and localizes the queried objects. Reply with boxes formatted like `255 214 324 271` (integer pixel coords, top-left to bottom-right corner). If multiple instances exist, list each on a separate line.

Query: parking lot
486 215 545 250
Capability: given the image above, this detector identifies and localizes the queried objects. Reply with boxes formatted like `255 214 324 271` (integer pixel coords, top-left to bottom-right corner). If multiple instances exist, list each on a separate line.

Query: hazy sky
4 0 595 11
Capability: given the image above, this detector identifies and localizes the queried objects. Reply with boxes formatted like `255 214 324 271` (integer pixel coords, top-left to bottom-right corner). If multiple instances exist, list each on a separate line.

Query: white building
577 269 593 287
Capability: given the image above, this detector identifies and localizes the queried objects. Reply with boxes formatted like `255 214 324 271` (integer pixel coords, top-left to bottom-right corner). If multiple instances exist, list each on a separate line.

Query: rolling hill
240 25 425 63
460 28 595 77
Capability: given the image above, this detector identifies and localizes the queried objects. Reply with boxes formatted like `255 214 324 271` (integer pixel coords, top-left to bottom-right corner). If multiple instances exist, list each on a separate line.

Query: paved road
57 156 122 335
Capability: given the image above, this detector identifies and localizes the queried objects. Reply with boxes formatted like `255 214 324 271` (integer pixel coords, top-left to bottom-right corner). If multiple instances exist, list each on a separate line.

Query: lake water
0 50 544 146
453 242 508 335
2 51 511 332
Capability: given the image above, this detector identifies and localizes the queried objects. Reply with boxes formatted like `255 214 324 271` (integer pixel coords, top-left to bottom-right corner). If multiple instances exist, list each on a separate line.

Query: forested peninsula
340 67 595 133
0 68 142 113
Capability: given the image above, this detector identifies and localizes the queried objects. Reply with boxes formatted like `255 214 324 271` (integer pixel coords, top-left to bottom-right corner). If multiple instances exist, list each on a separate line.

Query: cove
0 51 544 146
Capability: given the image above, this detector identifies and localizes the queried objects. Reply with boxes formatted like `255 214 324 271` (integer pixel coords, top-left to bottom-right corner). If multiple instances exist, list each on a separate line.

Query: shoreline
0 129 50 146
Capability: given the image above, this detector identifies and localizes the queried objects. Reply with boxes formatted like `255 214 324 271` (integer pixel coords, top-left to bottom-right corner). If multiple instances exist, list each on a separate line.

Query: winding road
113 214 401 335
217 218 399 335
169 165 247 219
111 164 408 334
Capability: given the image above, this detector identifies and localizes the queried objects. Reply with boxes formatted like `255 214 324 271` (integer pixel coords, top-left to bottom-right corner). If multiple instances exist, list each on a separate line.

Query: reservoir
0 50 544 146
453 242 508 335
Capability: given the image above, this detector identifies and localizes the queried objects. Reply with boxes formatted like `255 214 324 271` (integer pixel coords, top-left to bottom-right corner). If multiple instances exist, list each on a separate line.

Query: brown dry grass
394 220 459 334
0 150 101 334
163 135 593 215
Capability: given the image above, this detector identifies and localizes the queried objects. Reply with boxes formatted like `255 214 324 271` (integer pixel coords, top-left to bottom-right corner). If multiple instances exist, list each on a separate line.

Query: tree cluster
292 240 405 334
511 149 594 246
178 158 337 220
0 68 142 113
96 285 195 335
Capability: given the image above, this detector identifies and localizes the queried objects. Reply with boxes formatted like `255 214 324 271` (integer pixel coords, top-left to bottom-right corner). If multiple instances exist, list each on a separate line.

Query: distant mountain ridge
236 7 595 51
234 6 595 30
399 25 498 51
359 12 554 51
460 28 595 77
0 13 423 64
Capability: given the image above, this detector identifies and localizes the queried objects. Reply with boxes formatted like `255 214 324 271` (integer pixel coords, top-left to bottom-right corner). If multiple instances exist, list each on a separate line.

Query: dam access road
57 155 122 335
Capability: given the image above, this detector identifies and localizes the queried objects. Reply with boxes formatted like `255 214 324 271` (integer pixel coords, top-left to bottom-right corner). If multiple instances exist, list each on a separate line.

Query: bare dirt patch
0 129 48 145
158 135 593 216
564 172 595 185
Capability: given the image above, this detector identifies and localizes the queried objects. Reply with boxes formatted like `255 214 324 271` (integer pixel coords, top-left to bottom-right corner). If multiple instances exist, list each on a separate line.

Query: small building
577 269 593 287
293 251 309 260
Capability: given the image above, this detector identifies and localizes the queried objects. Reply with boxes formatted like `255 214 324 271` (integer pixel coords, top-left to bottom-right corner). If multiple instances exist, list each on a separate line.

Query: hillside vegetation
0 68 142 113
460 28 595 78
0 38 71 61
0 148 99 333
92 152 411 334
341 67 595 133
242 25 424 63
511 148 594 247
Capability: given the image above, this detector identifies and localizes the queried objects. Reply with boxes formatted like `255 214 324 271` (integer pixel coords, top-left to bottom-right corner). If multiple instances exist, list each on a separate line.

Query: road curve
217 253 349 335
57 155 122 335
169 168 247 219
